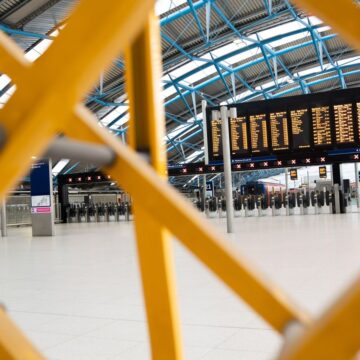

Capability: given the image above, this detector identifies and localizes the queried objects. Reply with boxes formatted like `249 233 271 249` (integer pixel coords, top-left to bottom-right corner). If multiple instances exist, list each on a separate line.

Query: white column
0 198 7 237
202 100 209 165
355 162 360 208
221 106 234 233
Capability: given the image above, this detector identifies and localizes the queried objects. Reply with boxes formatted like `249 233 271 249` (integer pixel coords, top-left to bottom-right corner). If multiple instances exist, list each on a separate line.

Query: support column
202 100 209 165
332 163 344 214
285 168 289 193
202 174 206 204
355 162 360 208
0 198 6 237
221 106 234 233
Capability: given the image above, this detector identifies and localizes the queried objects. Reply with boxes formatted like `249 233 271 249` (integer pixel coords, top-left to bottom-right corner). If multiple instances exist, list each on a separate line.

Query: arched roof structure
0 0 358 181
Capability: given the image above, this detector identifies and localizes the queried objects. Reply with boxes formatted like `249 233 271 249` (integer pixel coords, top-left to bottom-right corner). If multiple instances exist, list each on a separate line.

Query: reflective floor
1 212 360 359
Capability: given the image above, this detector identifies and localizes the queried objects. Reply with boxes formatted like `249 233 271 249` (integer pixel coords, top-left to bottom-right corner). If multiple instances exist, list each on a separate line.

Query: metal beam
125 12 183 359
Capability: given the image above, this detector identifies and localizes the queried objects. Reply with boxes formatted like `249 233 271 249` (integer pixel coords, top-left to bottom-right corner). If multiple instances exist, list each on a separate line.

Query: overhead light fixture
52 159 70 176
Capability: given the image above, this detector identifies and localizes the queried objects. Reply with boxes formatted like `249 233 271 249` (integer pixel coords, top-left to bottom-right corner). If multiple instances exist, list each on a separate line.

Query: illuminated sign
319 166 327 178
230 116 248 155
290 108 311 149
204 87 360 167
333 103 355 144
311 105 332 146
249 113 268 153
290 169 298 180
210 119 222 159
270 111 289 151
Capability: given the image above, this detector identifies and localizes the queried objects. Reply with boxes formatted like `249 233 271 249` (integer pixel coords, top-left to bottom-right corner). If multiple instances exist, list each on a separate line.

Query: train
240 181 286 196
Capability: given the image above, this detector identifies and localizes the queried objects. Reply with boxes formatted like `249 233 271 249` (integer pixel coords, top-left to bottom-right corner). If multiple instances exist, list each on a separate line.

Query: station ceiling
0 0 358 185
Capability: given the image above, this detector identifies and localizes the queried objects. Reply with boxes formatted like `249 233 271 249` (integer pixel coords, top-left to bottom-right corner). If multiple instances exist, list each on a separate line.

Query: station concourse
1 0 360 359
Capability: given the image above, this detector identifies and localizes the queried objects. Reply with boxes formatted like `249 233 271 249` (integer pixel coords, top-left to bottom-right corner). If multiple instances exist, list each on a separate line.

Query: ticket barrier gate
194 200 204 212
256 195 267 217
218 198 227 218
296 193 310 215
328 186 347 214
322 189 345 214
66 202 132 223
284 193 296 216
206 197 218 218
310 191 325 215
270 194 282 216
325 190 331 212
203 190 335 219
233 196 242 218
243 196 256 217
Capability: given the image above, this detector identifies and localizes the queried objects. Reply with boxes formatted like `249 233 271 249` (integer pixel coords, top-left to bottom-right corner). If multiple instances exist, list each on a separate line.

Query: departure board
250 114 268 153
205 87 360 164
312 106 332 146
356 102 360 142
210 119 222 158
270 111 289 151
333 103 355 143
230 116 248 155
290 108 311 149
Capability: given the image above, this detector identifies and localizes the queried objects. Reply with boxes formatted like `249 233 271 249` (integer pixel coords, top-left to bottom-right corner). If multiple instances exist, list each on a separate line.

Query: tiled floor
1 212 360 359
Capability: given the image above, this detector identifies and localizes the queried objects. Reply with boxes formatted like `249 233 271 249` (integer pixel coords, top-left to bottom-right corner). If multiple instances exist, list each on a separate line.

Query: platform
0 214 359 359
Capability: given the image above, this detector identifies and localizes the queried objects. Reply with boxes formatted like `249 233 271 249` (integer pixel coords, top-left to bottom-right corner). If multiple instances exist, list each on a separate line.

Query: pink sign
31 207 51 214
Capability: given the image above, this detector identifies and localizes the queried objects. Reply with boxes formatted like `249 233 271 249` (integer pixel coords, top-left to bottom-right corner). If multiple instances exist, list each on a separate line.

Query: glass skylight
155 0 186 16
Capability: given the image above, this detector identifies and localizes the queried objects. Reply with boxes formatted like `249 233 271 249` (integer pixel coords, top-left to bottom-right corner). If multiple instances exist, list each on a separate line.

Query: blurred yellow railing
0 0 358 359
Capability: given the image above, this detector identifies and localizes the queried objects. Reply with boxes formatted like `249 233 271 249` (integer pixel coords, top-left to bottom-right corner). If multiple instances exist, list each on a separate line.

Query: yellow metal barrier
0 0 360 359
125 13 183 359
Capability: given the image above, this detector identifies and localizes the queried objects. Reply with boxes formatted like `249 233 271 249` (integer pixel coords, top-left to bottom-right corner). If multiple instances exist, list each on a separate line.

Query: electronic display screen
290 169 298 180
270 111 289 151
319 166 327 178
333 103 355 144
249 114 268 153
205 87 360 164
312 105 332 146
290 108 311 149
356 102 360 143
230 116 249 155
210 119 222 158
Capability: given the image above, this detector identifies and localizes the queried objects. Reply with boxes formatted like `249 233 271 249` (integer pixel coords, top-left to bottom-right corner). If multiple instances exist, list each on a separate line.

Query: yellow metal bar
0 1 156 358
280 275 360 360
0 308 44 359
125 13 183 359
0 32 30 81
275 1 360 359
0 0 155 200
67 105 310 333
291 0 360 54
0 0 315 356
